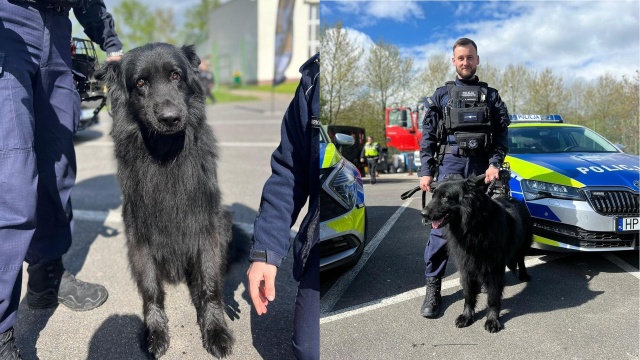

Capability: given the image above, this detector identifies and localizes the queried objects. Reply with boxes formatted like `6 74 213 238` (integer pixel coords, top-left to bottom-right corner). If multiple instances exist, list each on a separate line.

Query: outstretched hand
247 261 278 315
485 166 499 184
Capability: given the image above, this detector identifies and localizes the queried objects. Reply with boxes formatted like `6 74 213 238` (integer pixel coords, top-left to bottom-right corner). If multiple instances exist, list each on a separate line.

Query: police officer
360 136 381 184
418 38 510 318
247 53 319 360
0 0 122 357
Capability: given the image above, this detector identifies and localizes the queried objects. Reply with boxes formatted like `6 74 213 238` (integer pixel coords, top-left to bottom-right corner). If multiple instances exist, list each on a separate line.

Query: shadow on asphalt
73 128 104 145
320 200 629 331
15 174 122 359
320 205 429 299
225 202 297 360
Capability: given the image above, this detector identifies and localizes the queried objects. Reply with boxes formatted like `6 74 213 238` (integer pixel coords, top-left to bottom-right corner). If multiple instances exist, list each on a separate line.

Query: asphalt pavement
320 172 640 360
14 94 304 360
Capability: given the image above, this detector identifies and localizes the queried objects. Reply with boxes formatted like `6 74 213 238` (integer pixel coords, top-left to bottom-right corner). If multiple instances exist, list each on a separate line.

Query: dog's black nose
157 110 181 126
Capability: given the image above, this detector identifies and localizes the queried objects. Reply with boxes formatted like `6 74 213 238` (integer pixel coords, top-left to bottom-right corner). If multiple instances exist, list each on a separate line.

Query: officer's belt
441 144 487 156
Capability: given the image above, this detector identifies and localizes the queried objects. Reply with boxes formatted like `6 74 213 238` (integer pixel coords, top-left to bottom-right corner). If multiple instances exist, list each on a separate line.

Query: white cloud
343 26 376 55
462 1 639 82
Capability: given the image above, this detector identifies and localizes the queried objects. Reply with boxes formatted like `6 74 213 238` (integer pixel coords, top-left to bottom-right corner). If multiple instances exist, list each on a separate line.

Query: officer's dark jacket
250 53 319 281
72 0 122 53
20 0 122 53
418 76 510 177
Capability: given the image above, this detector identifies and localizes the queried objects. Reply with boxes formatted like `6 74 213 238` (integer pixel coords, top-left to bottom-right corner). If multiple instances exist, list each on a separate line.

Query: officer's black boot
0 328 21 360
26 259 108 311
420 276 442 318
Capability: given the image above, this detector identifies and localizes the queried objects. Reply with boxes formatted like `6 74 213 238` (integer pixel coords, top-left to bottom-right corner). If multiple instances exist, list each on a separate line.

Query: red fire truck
384 104 425 152
384 104 426 172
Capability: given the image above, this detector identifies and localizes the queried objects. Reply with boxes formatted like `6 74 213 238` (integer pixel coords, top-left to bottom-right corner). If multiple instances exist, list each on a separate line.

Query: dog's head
96 43 203 134
421 174 489 229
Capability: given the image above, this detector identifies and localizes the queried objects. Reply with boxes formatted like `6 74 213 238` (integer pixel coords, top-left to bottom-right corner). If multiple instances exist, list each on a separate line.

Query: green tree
525 68 564 114
415 53 451 100
364 40 414 135
113 0 155 51
182 0 222 48
502 64 532 115
320 21 364 125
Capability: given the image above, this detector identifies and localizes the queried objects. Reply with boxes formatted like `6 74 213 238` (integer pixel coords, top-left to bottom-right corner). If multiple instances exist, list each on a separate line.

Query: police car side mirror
334 133 355 148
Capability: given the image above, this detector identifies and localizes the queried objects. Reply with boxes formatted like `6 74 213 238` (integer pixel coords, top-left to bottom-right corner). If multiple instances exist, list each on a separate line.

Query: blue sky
320 0 640 83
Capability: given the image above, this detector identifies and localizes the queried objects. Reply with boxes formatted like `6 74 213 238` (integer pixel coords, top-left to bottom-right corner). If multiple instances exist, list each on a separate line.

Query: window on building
309 3 319 57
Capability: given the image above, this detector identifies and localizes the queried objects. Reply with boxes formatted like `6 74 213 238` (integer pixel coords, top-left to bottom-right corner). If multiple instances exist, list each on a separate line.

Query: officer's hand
106 55 122 62
247 261 278 315
360 158 364 162
485 167 500 184
420 176 433 192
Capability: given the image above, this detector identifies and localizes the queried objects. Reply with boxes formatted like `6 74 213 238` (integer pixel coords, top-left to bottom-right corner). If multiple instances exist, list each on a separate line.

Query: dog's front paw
454 314 473 328
146 326 170 358
203 324 234 358
484 318 502 333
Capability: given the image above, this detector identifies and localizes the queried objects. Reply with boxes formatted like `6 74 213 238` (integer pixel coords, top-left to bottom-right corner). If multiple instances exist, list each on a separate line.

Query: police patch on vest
454 132 488 151
460 90 478 100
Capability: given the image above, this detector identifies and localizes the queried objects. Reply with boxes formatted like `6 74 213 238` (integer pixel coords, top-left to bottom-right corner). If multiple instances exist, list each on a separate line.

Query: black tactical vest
443 81 491 152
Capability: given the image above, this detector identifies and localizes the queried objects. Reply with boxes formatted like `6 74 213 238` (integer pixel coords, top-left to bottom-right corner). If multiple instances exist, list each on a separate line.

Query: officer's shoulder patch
426 97 435 107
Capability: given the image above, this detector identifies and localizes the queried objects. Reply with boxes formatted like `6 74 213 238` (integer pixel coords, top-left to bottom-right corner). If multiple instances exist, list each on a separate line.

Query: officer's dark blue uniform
419 76 509 280
0 0 122 352
250 53 319 359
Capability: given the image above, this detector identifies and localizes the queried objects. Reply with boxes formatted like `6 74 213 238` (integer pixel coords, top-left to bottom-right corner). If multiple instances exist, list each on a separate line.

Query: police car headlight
522 180 585 201
327 159 357 210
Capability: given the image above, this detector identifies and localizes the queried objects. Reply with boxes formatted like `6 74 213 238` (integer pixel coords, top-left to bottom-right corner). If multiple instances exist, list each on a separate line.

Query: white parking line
76 141 279 148
73 209 297 237
602 253 640 279
74 209 121 223
320 198 415 314
320 253 570 324
219 142 280 147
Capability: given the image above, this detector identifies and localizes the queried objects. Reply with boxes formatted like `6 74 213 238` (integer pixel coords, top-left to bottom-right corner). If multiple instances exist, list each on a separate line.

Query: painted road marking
77 141 279 148
73 209 297 237
603 253 640 280
320 198 415 314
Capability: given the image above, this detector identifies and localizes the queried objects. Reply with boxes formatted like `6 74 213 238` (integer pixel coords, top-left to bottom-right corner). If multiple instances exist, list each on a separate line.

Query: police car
320 126 367 271
506 114 639 251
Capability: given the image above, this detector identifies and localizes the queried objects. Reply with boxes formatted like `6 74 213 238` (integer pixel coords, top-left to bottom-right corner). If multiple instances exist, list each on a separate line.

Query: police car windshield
508 127 620 154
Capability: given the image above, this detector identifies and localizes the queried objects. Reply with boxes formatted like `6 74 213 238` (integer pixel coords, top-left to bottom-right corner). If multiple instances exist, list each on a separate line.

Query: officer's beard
457 66 477 80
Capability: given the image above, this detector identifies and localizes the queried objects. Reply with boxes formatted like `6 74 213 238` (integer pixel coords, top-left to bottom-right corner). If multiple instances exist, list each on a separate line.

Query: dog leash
400 182 441 227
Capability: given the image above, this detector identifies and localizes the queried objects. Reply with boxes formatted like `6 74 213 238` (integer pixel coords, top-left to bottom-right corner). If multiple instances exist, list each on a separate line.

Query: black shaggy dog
96 43 233 358
422 175 533 333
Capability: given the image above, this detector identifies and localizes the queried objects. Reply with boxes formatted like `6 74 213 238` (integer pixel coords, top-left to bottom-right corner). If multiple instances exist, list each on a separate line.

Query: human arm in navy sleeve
73 0 123 55
247 80 311 315
418 94 443 192
484 89 510 183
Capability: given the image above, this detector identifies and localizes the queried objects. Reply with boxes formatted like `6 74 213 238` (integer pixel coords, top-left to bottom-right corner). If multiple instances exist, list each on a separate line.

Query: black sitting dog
422 174 533 333
97 43 233 358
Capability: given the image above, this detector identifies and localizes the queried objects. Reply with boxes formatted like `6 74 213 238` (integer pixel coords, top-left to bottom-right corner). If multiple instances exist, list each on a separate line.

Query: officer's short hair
453 38 478 53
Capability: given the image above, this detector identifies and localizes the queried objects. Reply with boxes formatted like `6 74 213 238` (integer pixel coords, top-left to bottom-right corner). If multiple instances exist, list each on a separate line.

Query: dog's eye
136 79 146 88
171 72 181 81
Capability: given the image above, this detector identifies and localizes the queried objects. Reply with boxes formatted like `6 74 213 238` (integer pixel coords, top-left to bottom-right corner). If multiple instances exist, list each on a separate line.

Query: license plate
617 217 640 232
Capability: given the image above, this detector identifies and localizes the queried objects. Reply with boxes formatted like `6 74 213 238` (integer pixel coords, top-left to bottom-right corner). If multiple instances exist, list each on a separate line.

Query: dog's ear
95 60 122 88
181 45 201 68
95 60 127 110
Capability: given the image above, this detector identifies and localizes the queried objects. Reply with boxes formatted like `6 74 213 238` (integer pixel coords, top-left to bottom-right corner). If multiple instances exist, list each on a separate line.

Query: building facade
208 0 319 85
